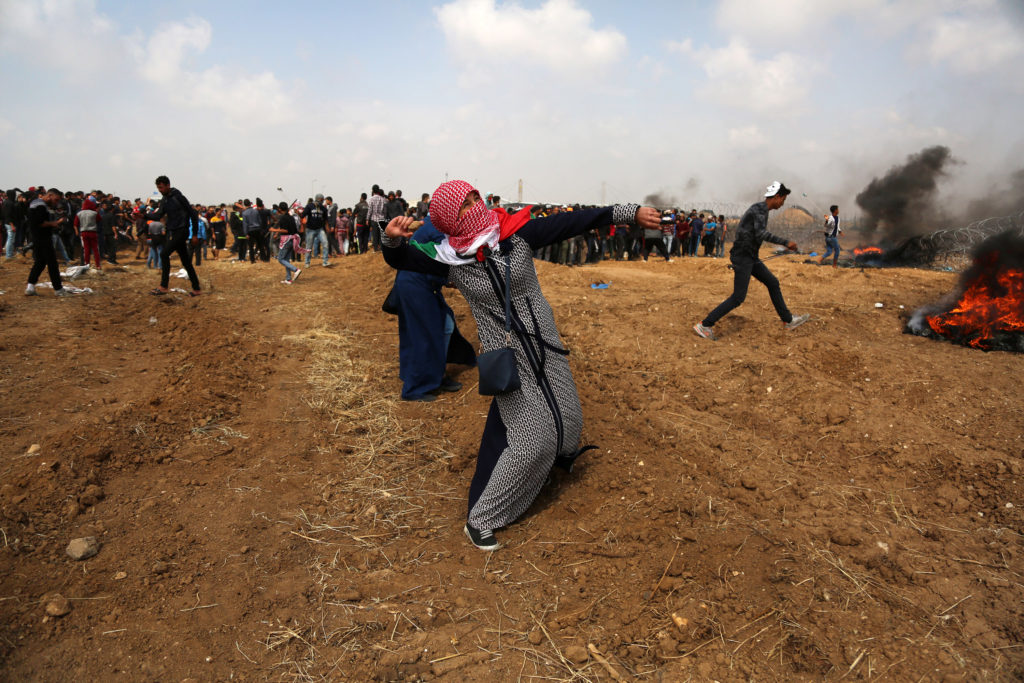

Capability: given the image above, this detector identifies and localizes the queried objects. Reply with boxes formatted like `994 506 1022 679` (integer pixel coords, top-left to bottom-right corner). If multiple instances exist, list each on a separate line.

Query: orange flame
926 254 1024 350
853 246 883 256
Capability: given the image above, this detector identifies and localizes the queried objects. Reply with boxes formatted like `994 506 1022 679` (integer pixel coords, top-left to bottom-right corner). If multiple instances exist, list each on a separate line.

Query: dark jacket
729 201 788 260
149 188 199 237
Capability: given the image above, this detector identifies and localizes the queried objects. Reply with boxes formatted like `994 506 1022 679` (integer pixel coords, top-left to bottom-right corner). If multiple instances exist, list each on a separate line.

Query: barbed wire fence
901 210 1024 266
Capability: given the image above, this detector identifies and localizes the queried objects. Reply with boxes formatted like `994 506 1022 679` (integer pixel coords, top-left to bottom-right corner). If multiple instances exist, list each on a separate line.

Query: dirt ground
1 243 1022 682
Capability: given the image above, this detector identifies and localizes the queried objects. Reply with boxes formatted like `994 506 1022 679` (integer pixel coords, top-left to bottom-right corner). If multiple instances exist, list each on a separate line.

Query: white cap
765 181 791 198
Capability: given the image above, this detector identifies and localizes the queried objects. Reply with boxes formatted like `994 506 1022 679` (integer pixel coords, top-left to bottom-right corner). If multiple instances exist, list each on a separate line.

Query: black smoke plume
643 191 677 208
856 146 954 243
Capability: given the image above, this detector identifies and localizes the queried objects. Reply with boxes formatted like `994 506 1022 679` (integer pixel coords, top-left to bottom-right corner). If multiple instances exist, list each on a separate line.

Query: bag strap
502 253 512 335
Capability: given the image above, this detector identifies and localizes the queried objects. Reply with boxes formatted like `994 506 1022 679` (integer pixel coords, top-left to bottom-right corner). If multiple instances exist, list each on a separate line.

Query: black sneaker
402 393 437 402
464 523 500 551
554 445 598 473
439 376 462 392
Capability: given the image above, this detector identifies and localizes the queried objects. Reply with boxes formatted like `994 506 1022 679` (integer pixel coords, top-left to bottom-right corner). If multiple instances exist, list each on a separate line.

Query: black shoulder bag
477 253 521 396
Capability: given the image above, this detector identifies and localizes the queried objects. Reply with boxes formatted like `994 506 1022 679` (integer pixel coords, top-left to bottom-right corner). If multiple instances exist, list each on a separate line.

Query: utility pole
518 179 523 203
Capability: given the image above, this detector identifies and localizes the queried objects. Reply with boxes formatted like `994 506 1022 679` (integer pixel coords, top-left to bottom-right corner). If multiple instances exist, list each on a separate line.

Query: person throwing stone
694 181 808 340
382 180 660 550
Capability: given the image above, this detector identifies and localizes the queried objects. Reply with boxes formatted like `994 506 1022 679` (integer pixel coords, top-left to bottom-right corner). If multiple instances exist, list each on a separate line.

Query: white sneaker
280 279 293 285
693 322 716 340
291 269 302 282
25 283 37 296
784 314 810 330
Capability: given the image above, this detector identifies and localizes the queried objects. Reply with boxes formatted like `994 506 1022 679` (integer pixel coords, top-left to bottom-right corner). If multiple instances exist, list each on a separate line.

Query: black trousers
702 256 792 327
468 400 508 517
642 235 669 260
248 230 269 262
371 220 385 251
103 230 118 263
28 226 63 289
160 230 200 290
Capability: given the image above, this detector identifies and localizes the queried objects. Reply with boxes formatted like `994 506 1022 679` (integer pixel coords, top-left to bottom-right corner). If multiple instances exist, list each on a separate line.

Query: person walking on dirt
694 182 809 340
270 202 304 284
24 188 71 297
147 175 201 296
818 205 842 267
382 180 660 551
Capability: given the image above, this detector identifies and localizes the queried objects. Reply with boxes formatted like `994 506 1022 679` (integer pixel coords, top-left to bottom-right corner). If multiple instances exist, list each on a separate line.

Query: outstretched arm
516 204 661 250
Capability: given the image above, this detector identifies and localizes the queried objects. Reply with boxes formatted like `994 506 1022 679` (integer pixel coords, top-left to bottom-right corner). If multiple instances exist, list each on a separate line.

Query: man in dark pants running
25 188 70 297
694 181 808 340
148 175 201 296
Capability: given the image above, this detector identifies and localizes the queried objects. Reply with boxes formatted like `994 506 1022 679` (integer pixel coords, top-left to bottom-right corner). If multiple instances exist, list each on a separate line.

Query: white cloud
673 39 812 113
715 0 843 45
921 11 1024 73
0 0 122 75
133 19 294 127
435 0 626 77
728 125 767 150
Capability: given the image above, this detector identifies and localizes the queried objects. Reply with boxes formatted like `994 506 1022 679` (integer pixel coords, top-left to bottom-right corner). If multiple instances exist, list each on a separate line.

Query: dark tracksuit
26 199 63 290
148 188 200 291
702 201 793 327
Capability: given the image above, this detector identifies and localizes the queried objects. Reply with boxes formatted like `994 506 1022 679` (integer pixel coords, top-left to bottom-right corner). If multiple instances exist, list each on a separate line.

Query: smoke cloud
965 168 1024 220
643 191 678 208
855 146 954 243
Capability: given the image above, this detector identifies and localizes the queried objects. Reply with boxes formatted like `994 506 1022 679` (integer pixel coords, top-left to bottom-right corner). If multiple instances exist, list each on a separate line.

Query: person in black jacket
25 189 70 297
694 182 808 340
147 175 201 296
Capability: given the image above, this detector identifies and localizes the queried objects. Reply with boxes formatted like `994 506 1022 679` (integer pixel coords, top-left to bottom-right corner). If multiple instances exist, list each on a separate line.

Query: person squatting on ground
147 175 201 296
382 180 660 550
819 205 842 267
389 218 476 402
694 182 809 340
25 188 70 297
270 201 305 284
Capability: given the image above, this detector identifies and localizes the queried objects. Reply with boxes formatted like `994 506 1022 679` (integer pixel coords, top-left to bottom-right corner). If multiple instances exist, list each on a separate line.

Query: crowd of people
2 174 819 552
0 183 735 287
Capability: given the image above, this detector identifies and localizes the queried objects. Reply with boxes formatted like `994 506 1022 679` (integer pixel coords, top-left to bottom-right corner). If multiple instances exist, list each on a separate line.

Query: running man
694 182 809 339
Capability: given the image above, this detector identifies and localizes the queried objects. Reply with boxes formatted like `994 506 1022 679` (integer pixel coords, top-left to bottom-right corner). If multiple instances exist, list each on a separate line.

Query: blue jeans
278 240 298 279
4 223 15 258
304 229 329 266
52 233 70 264
147 245 162 268
822 236 840 261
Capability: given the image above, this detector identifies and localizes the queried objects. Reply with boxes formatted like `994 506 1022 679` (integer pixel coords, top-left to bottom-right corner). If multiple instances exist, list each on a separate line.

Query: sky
1 0 1023 215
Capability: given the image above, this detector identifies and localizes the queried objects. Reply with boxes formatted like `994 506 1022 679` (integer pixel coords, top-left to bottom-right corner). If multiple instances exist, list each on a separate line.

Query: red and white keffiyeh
428 180 532 264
